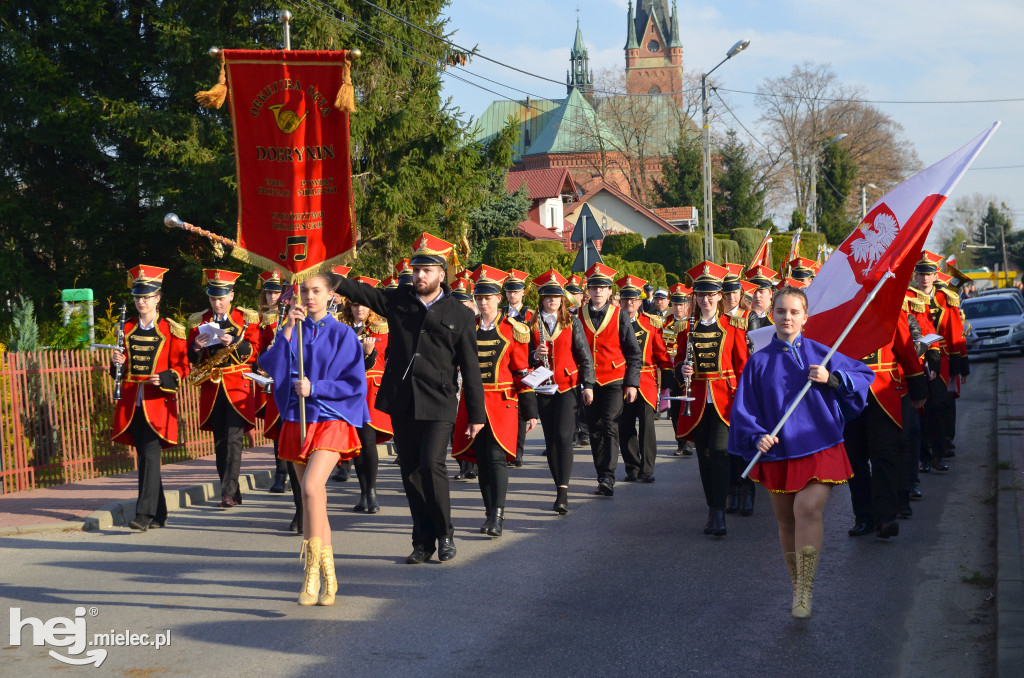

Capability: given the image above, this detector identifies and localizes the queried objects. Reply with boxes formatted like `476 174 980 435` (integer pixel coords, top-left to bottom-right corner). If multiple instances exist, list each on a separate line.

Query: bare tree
757 62 920 221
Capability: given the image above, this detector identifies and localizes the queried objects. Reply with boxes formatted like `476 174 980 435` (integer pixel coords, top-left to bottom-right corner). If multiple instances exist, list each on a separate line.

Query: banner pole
740 269 894 479
280 9 292 50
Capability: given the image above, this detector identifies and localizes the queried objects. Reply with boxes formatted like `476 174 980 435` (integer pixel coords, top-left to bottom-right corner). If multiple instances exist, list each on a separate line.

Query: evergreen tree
654 132 704 211
714 131 766 235
815 141 857 245
974 202 1014 271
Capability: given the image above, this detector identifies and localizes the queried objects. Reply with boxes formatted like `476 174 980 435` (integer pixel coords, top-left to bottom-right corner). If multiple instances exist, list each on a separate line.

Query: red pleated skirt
278 420 361 465
749 442 853 494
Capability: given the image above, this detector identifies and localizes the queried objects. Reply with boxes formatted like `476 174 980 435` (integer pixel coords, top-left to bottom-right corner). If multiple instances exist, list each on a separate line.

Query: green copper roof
523 88 615 156
471 98 562 162
572 18 587 58
625 1 639 50
669 1 683 48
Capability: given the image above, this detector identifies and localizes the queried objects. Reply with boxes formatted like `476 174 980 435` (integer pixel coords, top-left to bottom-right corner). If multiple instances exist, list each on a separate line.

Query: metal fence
0 349 269 494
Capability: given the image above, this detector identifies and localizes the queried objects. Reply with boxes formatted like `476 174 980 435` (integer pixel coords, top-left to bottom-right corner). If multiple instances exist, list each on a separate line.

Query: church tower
566 18 594 100
625 0 684 105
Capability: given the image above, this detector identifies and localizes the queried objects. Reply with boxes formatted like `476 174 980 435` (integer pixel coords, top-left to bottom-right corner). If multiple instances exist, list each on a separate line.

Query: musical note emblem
279 236 308 262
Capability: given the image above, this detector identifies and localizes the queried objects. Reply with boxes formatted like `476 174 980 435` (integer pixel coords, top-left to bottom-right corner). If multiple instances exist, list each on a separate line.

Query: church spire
669 0 683 47
567 18 593 99
625 0 639 50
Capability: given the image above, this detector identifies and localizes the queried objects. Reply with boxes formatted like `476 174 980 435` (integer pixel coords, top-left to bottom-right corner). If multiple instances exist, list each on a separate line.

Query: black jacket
334 278 485 424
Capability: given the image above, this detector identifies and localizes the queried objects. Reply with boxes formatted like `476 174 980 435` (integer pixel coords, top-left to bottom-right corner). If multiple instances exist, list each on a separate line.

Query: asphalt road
1 362 998 677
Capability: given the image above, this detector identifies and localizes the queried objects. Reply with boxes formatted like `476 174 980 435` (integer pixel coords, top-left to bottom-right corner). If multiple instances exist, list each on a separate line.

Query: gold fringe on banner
230 246 358 284
195 53 228 109
334 59 356 113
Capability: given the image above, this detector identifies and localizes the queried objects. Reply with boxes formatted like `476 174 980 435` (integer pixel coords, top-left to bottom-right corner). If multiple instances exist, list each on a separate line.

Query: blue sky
439 0 1024 238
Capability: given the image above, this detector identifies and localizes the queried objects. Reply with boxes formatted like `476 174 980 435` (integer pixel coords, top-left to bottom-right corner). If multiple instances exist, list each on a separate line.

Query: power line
968 165 1024 170
719 87 1024 105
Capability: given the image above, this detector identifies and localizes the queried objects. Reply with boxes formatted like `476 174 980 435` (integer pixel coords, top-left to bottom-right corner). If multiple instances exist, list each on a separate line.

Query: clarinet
112 303 127 401
681 314 695 417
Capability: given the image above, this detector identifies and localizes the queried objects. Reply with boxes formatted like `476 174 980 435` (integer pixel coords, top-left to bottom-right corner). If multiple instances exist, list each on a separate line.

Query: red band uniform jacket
111 317 190 448
860 310 929 427
453 315 539 462
673 313 749 439
186 307 261 432
354 318 394 442
581 304 642 388
632 312 674 408
256 316 283 440
528 315 595 393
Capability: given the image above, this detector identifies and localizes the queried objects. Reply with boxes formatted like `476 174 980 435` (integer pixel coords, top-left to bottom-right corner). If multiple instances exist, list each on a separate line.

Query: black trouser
844 397 903 525
354 425 379 489
472 424 509 510
923 377 955 461
393 420 455 549
668 378 687 449
538 390 576 486
514 417 526 462
208 391 246 500
273 439 302 512
693 407 730 509
620 396 656 477
586 382 625 481
131 411 167 522
899 397 921 493
573 386 590 441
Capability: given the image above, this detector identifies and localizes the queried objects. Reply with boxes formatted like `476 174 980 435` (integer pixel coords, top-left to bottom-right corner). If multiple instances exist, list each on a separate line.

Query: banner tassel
335 59 356 113
195 53 228 109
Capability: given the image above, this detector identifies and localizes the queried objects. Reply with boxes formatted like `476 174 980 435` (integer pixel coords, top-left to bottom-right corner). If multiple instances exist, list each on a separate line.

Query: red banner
222 49 356 279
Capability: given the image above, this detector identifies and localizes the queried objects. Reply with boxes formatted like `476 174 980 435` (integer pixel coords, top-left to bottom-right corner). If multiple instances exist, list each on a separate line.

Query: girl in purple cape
728 287 874 620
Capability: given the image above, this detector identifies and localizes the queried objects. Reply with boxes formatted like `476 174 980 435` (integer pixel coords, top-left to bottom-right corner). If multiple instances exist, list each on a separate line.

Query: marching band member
256 270 288 494
187 269 260 509
259 272 369 606
580 263 642 497
789 257 817 287
503 268 534 468
332 233 485 565
452 265 538 536
329 265 353 483
255 272 304 532
911 251 967 472
745 266 776 332
844 306 928 539
340 276 393 514
675 262 749 536
451 275 479 482
729 286 874 619
720 263 751 318
662 283 694 457
616 274 673 483
566 274 591 449
528 270 595 514
110 266 189 531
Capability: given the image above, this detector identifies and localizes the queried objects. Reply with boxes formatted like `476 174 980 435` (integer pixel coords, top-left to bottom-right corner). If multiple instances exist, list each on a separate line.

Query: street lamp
702 38 750 261
806 133 847 233
860 183 878 218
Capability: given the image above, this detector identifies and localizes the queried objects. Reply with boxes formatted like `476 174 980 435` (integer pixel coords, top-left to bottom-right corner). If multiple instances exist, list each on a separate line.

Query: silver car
963 294 1024 356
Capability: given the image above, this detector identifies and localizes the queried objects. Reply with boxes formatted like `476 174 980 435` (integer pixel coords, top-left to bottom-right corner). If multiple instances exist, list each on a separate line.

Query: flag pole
740 269 895 479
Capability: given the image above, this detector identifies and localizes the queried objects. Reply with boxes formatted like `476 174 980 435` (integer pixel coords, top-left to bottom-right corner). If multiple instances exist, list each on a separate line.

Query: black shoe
577 436 590 447
289 511 301 533
595 477 614 496
128 516 150 531
365 488 380 514
848 521 875 537
876 520 900 538
485 508 504 537
640 473 656 484
465 470 477 479
933 459 950 472
739 486 754 516
332 466 350 482
683 443 694 457
897 504 913 519
920 461 931 473
480 508 493 534
454 471 465 480
623 472 638 482
704 509 716 535
406 545 435 564
149 518 166 529
910 487 923 500
711 509 727 536
269 470 288 493
725 488 739 514
506 461 515 468
437 537 457 562
673 446 686 457
553 488 569 515
513 458 523 468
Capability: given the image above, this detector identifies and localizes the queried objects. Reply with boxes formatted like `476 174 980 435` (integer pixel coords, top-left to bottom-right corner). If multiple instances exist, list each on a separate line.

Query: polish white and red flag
800 122 1000 359
746 228 773 271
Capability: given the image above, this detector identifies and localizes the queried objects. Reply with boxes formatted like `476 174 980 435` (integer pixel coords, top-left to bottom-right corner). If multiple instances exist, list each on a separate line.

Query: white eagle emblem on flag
850 212 899 275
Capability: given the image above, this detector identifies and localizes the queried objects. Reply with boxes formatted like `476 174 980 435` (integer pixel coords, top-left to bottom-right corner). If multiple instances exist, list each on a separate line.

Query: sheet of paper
521 367 554 390
199 323 227 340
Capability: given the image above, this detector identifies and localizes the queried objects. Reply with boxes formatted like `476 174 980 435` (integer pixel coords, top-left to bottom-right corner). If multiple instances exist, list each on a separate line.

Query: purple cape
727 335 874 462
259 314 370 428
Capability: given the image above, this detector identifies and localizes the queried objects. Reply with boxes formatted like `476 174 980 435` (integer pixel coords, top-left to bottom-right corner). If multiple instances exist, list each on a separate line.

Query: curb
996 358 1024 677
0 470 273 537
82 469 274 531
